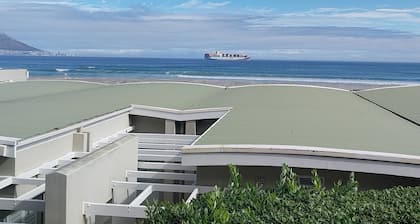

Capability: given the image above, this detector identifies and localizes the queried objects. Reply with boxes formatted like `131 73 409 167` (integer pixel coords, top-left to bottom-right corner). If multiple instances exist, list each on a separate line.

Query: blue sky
1 0 420 61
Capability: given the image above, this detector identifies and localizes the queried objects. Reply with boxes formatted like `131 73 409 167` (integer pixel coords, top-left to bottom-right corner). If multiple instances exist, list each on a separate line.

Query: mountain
0 33 59 56
0 33 41 51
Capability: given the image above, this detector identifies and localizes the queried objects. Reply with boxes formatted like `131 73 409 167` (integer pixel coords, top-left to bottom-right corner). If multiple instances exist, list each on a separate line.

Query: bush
146 165 420 223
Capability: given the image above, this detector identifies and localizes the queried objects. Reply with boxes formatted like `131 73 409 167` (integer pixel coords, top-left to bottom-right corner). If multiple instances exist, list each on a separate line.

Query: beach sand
29 75 397 91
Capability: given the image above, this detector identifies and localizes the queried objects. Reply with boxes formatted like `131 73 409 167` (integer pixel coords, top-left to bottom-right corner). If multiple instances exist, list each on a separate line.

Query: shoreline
29 75 399 90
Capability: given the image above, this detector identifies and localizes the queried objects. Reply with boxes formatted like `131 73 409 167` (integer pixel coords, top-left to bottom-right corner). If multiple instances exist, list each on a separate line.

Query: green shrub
146 165 420 223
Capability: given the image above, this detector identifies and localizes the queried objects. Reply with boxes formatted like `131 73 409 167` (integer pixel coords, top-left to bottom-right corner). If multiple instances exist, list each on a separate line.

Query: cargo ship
204 51 250 61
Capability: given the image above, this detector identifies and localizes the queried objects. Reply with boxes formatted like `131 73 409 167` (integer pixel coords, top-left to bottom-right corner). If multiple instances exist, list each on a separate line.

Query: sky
1 0 420 61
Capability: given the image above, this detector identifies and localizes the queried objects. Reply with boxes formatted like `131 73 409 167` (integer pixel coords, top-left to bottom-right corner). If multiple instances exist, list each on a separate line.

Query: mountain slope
0 33 41 51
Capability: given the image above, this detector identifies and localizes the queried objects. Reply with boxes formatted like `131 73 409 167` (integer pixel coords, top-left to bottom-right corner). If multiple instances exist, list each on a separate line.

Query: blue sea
1 56 420 85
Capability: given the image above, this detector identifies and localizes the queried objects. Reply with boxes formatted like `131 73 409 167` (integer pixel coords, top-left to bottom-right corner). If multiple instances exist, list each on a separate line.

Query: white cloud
19 1 77 6
64 48 145 56
175 0 230 9
376 8 420 14
76 5 130 13
245 7 420 34
140 14 212 21
283 7 420 20
2 0 131 13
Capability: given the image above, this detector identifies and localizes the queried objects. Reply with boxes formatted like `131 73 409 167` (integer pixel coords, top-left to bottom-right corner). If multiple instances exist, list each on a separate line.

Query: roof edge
25 79 109 86
228 84 349 92
131 104 231 122
182 144 420 165
17 107 132 149
114 81 226 89
0 136 20 146
356 84 420 92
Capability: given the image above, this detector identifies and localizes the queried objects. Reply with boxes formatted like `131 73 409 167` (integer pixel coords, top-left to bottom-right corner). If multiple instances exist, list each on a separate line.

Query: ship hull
205 56 250 61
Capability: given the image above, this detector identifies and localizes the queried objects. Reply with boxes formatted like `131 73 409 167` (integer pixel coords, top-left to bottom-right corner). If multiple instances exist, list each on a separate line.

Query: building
0 69 29 82
0 70 419 223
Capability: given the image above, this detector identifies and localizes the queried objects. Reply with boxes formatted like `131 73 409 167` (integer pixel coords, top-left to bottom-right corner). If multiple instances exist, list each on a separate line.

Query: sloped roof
0 81 222 138
194 85 420 156
357 85 420 125
1 81 419 156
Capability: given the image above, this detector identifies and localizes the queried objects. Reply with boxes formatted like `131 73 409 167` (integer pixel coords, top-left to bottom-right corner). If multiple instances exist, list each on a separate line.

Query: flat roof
1 81 419 156
0 80 103 103
357 85 420 125
0 82 222 138
195 85 420 156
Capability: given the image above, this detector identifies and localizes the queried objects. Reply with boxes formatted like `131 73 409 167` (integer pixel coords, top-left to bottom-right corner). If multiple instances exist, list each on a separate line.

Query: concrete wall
82 114 130 148
73 132 89 152
0 69 28 82
197 166 420 190
15 133 75 175
129 115 165 133
185 121 196 135
45 135 137 224
165 120 176 134
0 157 15 176
14 113 129 176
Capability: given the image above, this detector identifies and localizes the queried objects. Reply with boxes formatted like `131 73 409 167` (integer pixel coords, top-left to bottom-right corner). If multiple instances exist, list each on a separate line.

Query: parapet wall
16 133 74 175
45 134 138 224
82 113 130 149
0 69 28 82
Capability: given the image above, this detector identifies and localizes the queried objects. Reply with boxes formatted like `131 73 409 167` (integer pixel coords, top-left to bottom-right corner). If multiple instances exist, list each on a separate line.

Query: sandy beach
29 75 397 90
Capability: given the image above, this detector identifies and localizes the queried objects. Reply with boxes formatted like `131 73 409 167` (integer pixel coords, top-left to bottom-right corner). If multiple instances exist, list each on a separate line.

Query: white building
0 70 419 223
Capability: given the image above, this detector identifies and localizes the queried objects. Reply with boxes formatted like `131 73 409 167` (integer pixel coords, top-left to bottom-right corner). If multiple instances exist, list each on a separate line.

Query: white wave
176 74 419 86
56 68 70 72
87 66 96 69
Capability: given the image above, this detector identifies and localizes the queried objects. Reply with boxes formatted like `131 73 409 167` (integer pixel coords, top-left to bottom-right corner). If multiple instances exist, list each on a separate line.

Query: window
175 121 185 134
196 119 217 135
129 115 165 133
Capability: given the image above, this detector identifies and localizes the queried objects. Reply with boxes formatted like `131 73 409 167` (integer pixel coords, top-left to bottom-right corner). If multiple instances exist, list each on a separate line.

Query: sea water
0 56 420 85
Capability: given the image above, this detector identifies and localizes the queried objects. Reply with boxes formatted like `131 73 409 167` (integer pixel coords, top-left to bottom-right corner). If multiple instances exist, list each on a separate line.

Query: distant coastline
0 33 72 57
0 49 71 57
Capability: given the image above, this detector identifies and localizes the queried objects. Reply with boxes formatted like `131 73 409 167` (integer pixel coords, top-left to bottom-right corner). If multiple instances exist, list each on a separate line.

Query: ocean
1 56 420 85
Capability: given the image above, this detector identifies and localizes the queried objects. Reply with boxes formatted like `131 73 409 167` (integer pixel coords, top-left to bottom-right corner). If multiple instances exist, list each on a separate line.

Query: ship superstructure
204 51 250 61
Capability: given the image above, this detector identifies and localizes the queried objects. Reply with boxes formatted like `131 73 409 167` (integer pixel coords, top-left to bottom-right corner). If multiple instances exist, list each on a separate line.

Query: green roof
0 82 222 138
0 80 103 103
195 86 420 156
1 81 419 156
357 86 420 125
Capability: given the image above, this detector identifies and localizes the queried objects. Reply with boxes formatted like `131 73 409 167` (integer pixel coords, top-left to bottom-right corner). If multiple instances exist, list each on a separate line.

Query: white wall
0 157 15 176
0 69 28 82
45 135 138 224
14 113 130 175
183 151 420 178
197 166 420 190
82 114 130 148
15 133 74 175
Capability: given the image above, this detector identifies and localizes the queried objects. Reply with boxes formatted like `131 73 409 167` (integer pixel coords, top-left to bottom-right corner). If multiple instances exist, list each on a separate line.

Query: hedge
146 165 420 223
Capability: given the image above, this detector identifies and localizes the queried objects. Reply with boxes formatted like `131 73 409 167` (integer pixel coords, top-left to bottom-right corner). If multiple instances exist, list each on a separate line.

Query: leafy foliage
146 165 420 224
